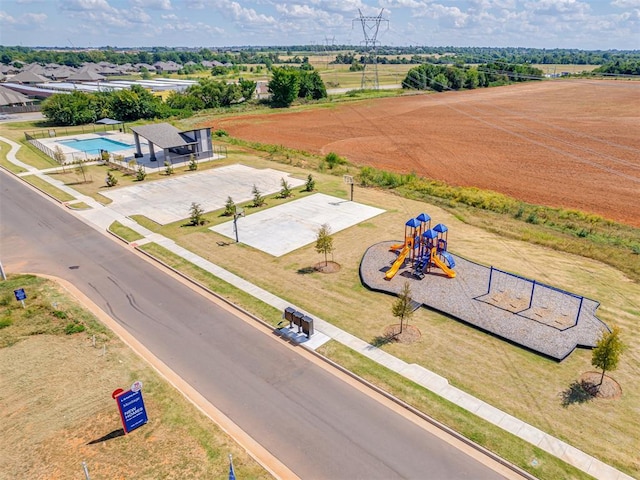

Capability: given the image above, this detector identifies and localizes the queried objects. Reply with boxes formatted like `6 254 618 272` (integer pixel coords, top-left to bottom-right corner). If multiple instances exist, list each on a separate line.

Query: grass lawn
109 221 144 242
0 140 26 173
0 274 270 479
21 174 76 202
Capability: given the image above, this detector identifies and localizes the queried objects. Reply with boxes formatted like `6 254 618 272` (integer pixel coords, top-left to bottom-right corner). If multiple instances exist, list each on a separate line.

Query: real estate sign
114 381 148 433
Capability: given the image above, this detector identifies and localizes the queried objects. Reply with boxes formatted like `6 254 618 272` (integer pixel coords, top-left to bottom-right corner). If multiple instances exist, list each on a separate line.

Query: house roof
67 70 106 82
130 123 196 149
10 70 49 83
0 85 34 106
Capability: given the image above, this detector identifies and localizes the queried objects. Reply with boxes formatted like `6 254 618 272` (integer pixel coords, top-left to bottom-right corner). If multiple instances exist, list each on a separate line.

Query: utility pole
353 9 388 90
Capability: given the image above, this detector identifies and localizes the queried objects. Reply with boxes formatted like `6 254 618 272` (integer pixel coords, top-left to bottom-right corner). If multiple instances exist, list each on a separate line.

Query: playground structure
361 214 609 360
385 213 456 280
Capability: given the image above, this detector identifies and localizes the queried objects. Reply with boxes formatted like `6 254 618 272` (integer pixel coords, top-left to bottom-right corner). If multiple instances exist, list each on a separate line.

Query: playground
360 214 609 360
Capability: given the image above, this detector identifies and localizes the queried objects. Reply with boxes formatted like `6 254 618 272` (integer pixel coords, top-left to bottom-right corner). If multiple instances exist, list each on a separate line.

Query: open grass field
214 79 640 227
0 275 270 479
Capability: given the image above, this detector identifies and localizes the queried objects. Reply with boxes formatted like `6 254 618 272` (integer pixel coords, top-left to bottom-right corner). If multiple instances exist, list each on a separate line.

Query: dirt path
215 81 640 226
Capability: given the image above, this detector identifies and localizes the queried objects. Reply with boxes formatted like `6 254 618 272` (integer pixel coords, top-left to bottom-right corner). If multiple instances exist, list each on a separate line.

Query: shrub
65 321 85 335
251 184 265 207
279 177 292 198
106 171 118 187
136 165 146 181
214 129 228 137
325 152 346 169
188 154 198 171
223 196 235 216
304 174 315 192
0 318 12 329
189 202 205 226
164 161 174 175
52 310 68 319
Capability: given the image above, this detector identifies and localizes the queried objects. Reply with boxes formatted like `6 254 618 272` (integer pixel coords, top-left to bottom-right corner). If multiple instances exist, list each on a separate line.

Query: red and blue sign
113 381 148 434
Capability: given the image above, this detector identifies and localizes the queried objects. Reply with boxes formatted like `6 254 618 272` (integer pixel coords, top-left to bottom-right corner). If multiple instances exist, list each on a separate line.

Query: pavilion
129 123 213 163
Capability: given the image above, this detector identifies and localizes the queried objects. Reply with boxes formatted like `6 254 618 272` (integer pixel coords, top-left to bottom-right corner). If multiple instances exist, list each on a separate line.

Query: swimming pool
60 137 133 154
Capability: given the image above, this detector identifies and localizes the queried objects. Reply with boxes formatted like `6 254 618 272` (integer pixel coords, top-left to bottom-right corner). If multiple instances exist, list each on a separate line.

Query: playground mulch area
360 241 609 361
216 80 640 227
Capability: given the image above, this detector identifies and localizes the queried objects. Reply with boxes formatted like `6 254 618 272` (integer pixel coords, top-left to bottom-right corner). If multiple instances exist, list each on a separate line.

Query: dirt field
215 80 640 226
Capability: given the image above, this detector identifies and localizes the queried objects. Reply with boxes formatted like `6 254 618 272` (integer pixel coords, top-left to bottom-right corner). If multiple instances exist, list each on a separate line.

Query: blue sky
1 0 639 50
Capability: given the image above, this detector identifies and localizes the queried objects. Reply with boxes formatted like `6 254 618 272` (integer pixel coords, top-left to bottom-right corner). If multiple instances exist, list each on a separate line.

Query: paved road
0 170 508 480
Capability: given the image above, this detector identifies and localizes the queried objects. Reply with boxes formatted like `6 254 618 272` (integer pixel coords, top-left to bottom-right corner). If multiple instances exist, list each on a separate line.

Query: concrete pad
211 193 385 256
101 164 305 225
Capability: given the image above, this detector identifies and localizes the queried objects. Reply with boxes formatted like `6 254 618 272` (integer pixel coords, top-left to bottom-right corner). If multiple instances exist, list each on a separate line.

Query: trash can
284 307 296 328
301 316 314 338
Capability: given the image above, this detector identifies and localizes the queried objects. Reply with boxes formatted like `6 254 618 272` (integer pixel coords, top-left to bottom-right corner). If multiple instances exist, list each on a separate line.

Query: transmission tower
353 9 388 89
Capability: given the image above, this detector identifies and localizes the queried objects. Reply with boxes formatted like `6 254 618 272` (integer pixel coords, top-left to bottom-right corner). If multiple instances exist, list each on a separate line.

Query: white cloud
0 11 17 24
61 0 115 12
611 0 640 6
212 0 277 26
23 12 47 23
132 0 172 9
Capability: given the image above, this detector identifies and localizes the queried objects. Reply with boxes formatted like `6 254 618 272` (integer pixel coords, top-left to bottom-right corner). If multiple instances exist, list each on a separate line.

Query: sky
0 0 639 50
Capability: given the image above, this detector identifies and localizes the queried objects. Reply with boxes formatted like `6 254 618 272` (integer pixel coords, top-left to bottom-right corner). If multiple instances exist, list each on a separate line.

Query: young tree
315 223 334 266
189 202 205 226
279 177 292 198
136 165 147 181
224 196 235 216
188 154 198 171
392 281 414 335
105 171 118 187
304 174 315 192
164 160 174 175
251 184 265 207
592 326 624 388
75 159 88 183
53 145 66 165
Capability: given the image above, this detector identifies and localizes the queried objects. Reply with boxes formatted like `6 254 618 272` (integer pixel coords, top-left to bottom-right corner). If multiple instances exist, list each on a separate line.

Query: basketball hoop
344 175 355 201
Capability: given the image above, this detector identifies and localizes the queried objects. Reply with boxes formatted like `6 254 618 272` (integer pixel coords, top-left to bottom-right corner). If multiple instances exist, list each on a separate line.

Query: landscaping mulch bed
579 372 622 400
314 261 341 273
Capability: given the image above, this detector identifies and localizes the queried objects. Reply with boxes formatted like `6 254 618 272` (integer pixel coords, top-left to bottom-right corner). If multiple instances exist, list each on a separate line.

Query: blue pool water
60 137 133 154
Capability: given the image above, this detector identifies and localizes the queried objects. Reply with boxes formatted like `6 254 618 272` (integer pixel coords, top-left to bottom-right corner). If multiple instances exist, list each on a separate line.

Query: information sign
14 288 26 301
115 386 148 433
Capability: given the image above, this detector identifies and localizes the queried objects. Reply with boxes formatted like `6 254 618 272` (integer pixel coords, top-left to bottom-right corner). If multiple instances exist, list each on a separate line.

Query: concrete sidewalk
0 135 633 480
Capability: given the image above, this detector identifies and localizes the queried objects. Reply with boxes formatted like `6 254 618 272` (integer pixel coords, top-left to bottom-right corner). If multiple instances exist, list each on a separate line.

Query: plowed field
214 80 640 226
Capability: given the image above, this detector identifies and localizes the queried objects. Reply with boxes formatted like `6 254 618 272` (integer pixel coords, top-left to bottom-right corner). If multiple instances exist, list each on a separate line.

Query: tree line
41 65 326 125
402 62 543 91
3 45 639 70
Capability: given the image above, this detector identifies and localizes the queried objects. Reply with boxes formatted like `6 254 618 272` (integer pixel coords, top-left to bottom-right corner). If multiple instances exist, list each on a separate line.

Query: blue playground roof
423 229 438 239
416 213 431 223
434 223 448 233
405 218 422 228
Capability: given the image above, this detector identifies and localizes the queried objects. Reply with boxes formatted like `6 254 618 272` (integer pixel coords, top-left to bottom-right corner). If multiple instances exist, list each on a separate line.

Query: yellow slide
430 248 456 278
385 245 410 280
